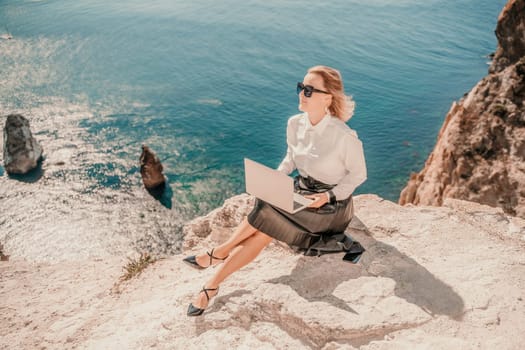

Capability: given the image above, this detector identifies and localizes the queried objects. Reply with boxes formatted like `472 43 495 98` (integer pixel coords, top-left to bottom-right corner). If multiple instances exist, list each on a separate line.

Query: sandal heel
187 286 219 317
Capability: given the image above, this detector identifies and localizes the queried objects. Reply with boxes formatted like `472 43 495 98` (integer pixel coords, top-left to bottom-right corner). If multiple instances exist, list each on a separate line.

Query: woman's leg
194 217 259 267
190 231 273 309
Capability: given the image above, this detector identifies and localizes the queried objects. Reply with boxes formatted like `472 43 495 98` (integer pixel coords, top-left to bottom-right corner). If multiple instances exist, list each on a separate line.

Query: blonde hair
307 65 355 121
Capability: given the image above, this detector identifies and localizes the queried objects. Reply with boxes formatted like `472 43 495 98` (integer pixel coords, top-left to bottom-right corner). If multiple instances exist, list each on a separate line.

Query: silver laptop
244 158 314 214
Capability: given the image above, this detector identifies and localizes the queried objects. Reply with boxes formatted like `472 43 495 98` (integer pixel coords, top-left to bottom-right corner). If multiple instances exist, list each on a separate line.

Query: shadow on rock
193 288 318 349
357 230 465 320
146 182 173 209
193 289 252 327
268 253 360 314
269 216 465 320
7 158 44 183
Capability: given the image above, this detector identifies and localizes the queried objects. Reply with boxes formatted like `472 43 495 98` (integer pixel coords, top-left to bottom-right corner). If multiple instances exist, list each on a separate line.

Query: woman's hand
304 193 329 208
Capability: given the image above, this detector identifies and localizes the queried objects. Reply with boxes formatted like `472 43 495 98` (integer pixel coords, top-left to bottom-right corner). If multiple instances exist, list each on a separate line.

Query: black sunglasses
296 82 330 98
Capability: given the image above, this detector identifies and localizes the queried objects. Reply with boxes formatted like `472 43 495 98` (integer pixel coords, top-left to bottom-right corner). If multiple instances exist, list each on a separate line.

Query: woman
183 65 367 316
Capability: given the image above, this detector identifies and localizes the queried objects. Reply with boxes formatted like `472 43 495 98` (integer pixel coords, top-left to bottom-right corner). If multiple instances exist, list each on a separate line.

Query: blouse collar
304 113 332 135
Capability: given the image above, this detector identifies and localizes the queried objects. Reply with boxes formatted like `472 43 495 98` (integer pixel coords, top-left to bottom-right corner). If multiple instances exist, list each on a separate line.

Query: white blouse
277 113 367 200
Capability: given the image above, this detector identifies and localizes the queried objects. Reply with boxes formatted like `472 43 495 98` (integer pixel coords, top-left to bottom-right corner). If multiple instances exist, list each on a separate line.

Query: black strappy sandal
183 248 229 270
187 286 219 316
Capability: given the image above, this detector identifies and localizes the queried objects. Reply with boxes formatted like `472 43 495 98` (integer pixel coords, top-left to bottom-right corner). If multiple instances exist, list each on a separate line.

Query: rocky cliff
399 0 525 218
2 194 525 349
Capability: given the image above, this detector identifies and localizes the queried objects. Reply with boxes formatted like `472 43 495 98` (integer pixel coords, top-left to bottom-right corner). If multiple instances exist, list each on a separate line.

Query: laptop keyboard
293 201 304 210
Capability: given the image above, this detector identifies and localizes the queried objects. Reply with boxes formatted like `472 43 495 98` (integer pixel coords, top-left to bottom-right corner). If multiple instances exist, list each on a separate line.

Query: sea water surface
0 0 507 219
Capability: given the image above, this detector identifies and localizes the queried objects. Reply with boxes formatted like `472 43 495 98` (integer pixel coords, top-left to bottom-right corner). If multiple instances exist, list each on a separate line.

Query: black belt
295 175 340 204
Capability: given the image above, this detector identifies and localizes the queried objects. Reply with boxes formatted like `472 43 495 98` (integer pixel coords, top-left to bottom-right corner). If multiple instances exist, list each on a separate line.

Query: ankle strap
207 248 228 261
201 286 219 301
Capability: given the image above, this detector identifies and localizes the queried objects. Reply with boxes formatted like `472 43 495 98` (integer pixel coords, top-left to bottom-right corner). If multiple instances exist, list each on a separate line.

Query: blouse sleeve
277 117 296 174
277 146 294 174
331 133 367 200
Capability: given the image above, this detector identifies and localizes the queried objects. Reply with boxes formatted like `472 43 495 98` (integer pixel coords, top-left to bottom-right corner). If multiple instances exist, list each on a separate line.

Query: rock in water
140 145 166 189
3 114 43 174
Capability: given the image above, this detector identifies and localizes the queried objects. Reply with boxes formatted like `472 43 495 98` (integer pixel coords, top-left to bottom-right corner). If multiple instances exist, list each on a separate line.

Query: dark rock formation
0 243 8 261
399 0 525 218
3 114 43 174
490 0 525 73
139 145 165 190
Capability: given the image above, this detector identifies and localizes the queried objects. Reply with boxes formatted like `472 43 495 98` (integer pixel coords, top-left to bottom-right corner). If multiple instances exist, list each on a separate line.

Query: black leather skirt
247 175 354 249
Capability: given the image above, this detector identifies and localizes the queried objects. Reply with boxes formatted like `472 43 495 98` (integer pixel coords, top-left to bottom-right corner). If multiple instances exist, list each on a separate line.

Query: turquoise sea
0 0 507 218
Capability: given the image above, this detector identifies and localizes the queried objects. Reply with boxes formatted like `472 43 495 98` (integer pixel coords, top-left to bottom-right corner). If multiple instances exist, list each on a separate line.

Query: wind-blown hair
307 65 355 121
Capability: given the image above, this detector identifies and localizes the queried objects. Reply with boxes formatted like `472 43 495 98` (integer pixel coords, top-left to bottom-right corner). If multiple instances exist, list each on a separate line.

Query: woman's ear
325 94 333 109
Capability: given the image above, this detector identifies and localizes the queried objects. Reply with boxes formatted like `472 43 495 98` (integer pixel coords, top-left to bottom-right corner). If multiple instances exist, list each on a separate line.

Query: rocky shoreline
0 100 187 262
